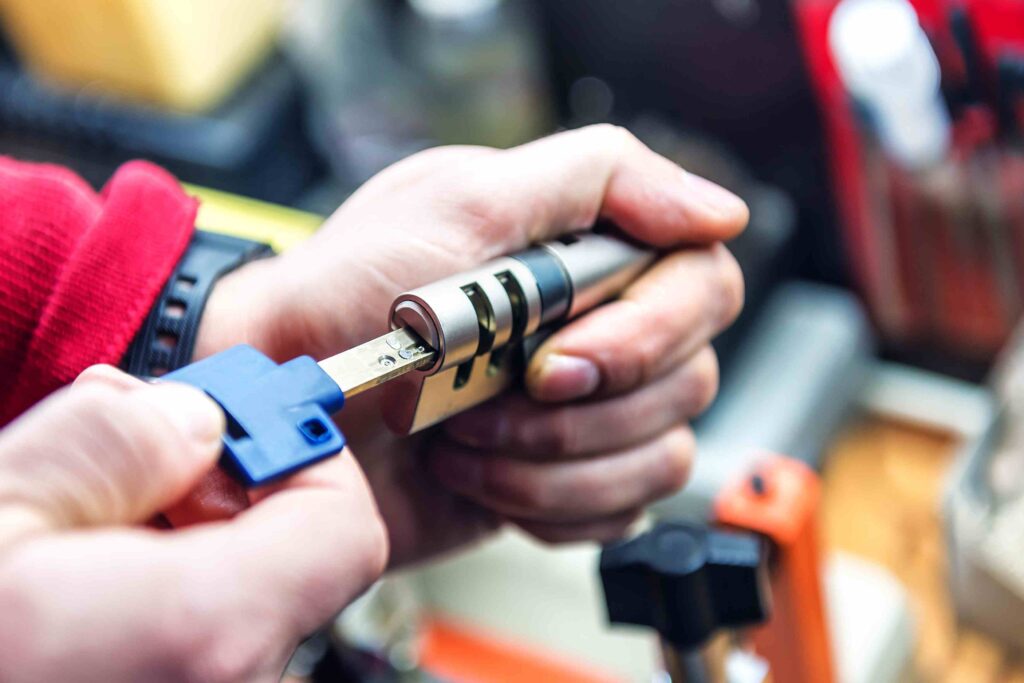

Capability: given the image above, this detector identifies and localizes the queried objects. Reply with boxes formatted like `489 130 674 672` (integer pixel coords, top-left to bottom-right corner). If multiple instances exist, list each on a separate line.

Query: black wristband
123 230 274 378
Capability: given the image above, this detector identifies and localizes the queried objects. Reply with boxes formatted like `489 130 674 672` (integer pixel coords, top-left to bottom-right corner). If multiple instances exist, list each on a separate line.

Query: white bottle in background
829 0 951 170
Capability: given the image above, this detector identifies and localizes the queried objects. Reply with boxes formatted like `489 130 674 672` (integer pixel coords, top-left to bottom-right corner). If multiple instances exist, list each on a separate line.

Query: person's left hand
193 126 747 566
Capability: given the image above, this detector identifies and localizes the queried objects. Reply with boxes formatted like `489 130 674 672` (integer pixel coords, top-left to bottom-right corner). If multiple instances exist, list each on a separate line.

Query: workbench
824 416 1024 682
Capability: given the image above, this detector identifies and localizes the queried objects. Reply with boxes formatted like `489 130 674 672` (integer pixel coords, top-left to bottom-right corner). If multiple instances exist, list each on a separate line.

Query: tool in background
949 6 992 113
714 456 836 683
163 231 653 486
599 522 771 683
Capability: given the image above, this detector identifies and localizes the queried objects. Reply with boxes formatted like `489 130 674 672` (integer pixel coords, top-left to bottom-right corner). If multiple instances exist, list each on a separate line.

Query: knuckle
293 488 389 604
604 300 659 390
453 188 517 248
186 638 259 683
360 507 390 582
631 334 664 388
658 429 696 495
524 526 566 546
571 465 610 506
486 461 553 512
370 145 487 189
583 123 641 155
524 409 578 457
0 562 40 675
712 245 745 327
682 349 720 416
171 574 264 683
57 389 166 519
73 364 113 386
594 513 642 544
161 582 219 678
66 386 167 458
503 414 542 453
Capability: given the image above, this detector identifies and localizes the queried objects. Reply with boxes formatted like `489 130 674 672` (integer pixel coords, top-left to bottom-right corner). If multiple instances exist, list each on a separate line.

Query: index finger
451 124 749 252
527 243 744 401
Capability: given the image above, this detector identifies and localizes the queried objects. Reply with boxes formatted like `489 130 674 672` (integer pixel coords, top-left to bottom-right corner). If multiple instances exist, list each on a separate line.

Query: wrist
193 257 281 360
194 254 329 363
124 231 276 376
195 240 378 364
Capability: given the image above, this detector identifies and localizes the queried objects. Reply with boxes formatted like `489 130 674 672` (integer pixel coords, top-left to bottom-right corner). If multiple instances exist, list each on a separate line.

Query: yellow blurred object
183 183 323 252
0 0 284 111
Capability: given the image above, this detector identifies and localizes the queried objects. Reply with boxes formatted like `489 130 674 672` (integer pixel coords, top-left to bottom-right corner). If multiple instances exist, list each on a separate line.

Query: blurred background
5 0 1024 681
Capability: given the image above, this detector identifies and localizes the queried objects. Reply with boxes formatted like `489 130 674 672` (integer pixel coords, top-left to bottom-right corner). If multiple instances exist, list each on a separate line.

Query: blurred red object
793 0 1024 364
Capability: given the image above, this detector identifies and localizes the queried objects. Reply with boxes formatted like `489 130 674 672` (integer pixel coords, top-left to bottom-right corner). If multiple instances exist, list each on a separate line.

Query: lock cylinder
389 255 543 373
388 232 655 375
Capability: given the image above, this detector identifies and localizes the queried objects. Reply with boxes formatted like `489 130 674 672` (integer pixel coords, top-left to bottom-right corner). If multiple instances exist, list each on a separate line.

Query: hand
197 124 747 565
0 366 386 683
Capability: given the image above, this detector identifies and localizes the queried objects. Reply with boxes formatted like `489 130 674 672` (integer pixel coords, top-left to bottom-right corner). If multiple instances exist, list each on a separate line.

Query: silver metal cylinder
388 233 653 375
542 234 656 319
388 257 543 373
383 233 655 434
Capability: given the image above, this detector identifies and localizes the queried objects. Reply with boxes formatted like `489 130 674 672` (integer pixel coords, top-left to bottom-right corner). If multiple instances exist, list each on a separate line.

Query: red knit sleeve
0 158 197 425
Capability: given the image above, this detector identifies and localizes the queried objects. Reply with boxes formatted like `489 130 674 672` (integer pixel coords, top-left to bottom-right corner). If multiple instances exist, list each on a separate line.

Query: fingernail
532 354 601 402
430 452 484 492
445 410 508 448
142 384 225 446
684 172 748 218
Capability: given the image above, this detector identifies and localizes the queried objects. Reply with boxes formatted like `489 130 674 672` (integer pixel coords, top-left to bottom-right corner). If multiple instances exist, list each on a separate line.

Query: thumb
0 369 224 549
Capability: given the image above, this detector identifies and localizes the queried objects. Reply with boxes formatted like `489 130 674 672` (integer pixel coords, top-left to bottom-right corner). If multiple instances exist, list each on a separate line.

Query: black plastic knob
599 523 771 651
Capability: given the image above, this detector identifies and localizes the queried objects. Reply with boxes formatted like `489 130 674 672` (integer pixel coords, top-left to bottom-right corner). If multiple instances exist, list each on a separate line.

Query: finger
71 365 226 536
445 346 718 458
163 435 368 528
0 377 224 547
512 509 644 545
69 367 243 527
190 448 389 636
73 364 146 391
427 426 694 522
445 124 748 255
527 244 743 401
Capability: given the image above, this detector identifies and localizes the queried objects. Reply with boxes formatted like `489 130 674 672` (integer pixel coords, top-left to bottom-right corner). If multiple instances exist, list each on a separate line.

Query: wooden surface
821 416 1024 682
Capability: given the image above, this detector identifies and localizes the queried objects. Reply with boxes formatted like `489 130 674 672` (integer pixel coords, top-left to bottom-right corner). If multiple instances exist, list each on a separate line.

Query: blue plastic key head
164 345 346 486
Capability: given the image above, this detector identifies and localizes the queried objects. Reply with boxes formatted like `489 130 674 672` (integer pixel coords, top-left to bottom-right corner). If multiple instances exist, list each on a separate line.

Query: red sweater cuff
0 159 197 424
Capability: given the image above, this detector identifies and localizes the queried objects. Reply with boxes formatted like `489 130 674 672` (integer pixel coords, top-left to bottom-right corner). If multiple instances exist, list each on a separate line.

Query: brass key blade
318 327 436 398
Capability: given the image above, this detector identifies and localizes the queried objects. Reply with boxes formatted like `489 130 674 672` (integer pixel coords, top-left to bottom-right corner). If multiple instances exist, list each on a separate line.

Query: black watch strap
123 230 274 378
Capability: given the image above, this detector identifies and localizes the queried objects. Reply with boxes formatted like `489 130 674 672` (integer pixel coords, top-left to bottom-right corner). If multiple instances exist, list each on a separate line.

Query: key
318 327 435 397
164 329 434 486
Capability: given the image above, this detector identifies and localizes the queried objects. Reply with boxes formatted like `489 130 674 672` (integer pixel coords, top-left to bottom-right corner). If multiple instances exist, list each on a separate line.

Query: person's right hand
194 125 747 566
0 366 387 683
